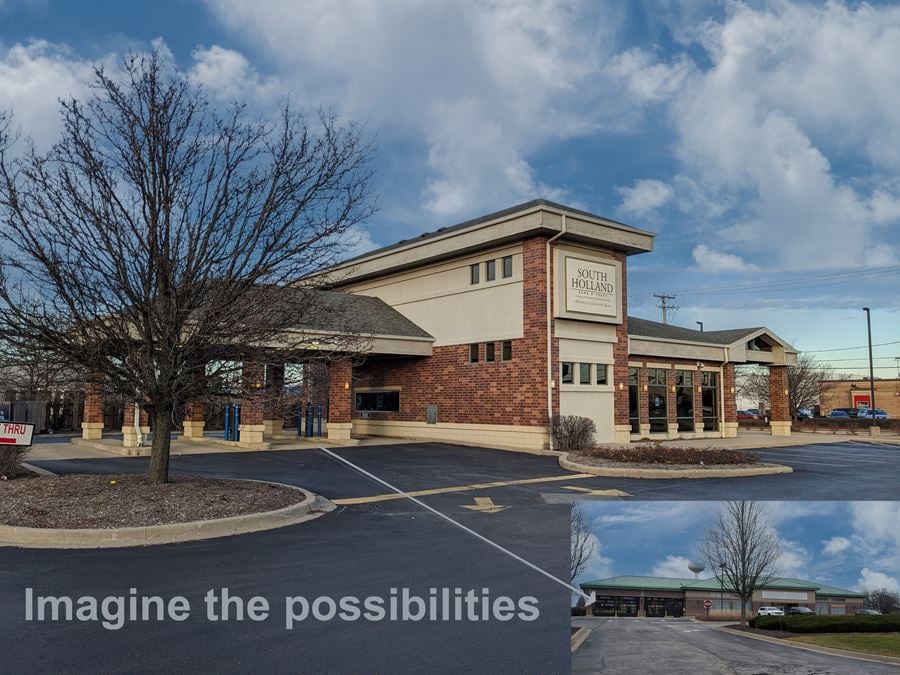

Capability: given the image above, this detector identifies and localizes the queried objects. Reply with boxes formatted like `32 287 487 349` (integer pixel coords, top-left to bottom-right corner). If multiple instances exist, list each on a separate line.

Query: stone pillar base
262 419 284 439
870 426 881 437
723 421 739 438
638 424 651 438
182 420 206 441
667 423 679 439
614 425 632 444
239 424 266 444
81 422 104 440
122 426 151 448
327 422 353 442
770 421 792 437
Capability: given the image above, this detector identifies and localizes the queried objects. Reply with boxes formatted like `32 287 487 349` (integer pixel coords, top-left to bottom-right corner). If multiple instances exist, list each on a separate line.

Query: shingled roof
627 316 764 346
291 290 433 339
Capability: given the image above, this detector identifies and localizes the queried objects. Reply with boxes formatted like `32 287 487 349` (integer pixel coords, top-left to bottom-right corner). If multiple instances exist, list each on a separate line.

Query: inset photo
571 501 900 674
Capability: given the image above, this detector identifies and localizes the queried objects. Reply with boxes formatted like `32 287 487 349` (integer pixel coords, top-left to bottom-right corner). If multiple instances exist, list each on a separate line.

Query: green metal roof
581 575 864 596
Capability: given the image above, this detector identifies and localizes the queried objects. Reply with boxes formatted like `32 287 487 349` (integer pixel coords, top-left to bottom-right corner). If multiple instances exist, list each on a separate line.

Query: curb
711 624 900 666
557 453 793 479
0 482 335 549
20 462 57 477
570 626 591 652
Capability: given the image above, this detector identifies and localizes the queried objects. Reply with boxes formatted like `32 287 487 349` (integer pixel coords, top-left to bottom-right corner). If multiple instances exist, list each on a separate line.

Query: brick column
122 402 150 448
182 398 206 441
327 356 353 441
638 366 650 438
768 365 792 436
82 375 104 440
263 363 285 439
239 361 267 444
723 363 738 438
613 253 632 444
522 237 556 442
666 368 678 439
694 371 705 432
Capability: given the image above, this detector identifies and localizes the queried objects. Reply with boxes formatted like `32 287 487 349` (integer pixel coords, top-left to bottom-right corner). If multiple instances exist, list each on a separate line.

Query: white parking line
761 459 858 468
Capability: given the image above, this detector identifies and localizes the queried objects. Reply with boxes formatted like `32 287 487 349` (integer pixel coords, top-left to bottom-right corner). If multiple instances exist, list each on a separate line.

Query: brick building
819 378 900 418
80 200 799 449
580 575 865 619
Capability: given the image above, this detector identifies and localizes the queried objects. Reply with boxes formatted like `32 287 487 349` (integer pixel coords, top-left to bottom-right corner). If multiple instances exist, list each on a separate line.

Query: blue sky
2 0 899 375
575 501 900 595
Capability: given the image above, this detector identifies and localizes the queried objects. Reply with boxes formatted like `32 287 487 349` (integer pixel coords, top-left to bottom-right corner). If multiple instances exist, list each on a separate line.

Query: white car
856 408 890 420
757 606 784 616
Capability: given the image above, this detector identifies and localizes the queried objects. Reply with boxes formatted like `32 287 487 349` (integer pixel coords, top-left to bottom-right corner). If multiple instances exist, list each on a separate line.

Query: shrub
548 415 596 451
582 445 758 465
0 446 30 479
749 614 900 633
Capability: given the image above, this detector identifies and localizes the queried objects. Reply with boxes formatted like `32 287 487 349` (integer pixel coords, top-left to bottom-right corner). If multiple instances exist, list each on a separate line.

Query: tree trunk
740 600 747 626
148 405 174 484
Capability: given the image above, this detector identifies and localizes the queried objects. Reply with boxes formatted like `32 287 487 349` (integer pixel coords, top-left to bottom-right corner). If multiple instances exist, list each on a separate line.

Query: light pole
862 308 876 424
696 321 704 332
718 563 726 618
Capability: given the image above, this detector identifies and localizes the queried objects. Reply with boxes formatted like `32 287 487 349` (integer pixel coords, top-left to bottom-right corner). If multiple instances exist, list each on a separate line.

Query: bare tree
866 588 900 614
699 501 781 626
0 52 374 483
571 502 597 581
737 354 833 416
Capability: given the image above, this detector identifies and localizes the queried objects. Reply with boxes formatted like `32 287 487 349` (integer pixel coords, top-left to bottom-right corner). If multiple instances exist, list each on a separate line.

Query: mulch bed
569 445 759 470
0 474 304 529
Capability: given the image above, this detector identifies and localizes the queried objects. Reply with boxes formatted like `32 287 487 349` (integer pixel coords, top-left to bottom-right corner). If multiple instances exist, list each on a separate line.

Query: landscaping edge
706 622 900 666
570 626 591 652
557 453 793 479
0 481 335 549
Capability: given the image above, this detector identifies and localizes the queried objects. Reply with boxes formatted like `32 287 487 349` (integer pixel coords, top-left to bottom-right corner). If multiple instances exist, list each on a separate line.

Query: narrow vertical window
579 363 591 385
595 364 608 385
470 263 480 285
501 340 512 361
469 344 479 363
485 342 496 362
485 259 496 281
502 255 513 278
561 362 574 384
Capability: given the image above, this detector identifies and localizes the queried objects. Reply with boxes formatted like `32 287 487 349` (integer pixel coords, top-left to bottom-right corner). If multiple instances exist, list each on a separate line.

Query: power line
803 340 900 353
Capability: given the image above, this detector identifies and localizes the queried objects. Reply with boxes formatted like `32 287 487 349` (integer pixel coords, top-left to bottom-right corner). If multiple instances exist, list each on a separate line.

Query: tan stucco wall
351 419 548 451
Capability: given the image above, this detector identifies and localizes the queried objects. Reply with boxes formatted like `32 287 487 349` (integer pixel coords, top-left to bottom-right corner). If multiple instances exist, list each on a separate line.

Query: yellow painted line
332 473 597 505
461 497 509 514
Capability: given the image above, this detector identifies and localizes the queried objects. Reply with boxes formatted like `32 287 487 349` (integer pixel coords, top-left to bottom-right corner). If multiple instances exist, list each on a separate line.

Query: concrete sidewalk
598 429 900 451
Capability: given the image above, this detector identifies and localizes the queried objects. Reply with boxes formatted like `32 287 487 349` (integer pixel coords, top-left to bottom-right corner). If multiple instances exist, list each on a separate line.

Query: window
470 263 480 285
579 363 591 385
501 340 512 361
701 371 719 431
469 343 479 363
628 367 639 434
486 259 496 281
647 368 668 433
355 390 400 413
561 362 574 384
595 364 608 385
502 255 513 278
675 370 694 432
485 342 496 362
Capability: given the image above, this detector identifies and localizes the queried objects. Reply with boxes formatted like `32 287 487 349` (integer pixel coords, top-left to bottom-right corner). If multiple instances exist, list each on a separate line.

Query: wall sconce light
550 380 556 389
344 382 350 390
642 384 648 392
618 382 624 390
730 387 735 394
671 385 676 393
698 386 703 393
783 389 789 396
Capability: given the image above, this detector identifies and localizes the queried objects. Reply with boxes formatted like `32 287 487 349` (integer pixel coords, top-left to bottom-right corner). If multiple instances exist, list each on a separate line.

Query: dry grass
574 445 758 466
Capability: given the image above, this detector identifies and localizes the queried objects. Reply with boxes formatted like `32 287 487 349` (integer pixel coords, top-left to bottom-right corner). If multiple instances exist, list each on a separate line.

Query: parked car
856 608 882 616
856 408 890 420
830 407 859 418
793 409 813 421
757 606 784 616
737 410 760 420
788 606 815 615
745 408 760 417
827 410 851 419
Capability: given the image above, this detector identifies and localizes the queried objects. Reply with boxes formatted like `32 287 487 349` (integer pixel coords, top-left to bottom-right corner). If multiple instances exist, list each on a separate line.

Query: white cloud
579 532 613 583
189 45 281 104
608 47 693 104
651 554 696 579
203 0 632 219
857 568 900 594
777 538 810 579
691 244 758 273
822 536 851 556
616 179 673 218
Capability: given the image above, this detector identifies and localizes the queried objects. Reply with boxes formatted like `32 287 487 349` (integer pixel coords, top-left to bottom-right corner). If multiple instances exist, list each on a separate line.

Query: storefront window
562 362 574 384
675 370 694 432
595 364 608 385
628 367 639 433
702 371 719 431
579 363 591 385
354 390 400 412
647 368 668 433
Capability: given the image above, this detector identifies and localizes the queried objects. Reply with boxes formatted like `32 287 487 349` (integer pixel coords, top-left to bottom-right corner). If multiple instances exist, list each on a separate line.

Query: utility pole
653 293 678 325
862 307 876 424
895 356 899 378
696 321 704 332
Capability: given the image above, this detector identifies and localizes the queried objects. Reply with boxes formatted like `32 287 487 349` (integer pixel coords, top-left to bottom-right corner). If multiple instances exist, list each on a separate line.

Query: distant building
820 378 900 418
580 575 865 619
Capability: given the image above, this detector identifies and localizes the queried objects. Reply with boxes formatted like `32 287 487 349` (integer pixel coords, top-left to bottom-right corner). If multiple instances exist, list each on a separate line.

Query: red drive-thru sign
703 599 713 609
0 422 35 447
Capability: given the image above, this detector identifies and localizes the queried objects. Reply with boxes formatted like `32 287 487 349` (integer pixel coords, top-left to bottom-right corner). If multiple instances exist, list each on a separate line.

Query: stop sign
703 599 713 609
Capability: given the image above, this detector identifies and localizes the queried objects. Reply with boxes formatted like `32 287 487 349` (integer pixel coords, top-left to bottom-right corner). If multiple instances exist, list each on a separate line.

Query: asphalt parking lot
571 617 899 674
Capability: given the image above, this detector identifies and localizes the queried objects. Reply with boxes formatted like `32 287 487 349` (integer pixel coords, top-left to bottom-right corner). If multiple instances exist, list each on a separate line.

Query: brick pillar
694 370 705 432
239 361 267 444
182 398 206 441
327 356 353 441
522 237 556 443
769 365 792 436
638 366 650 438
613 253 632 444
666 368 678 439
122 402 150 448
82 375 104 440
723 363 738 438
263 363 285 439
